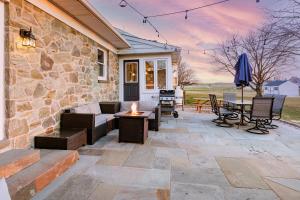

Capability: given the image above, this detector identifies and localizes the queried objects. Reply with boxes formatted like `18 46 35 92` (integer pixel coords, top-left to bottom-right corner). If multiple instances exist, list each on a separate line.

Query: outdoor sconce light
20 27 36 47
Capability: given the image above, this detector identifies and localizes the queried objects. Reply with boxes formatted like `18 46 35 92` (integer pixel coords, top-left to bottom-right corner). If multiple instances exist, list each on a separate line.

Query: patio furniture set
34 101 161 149
208 93 286 134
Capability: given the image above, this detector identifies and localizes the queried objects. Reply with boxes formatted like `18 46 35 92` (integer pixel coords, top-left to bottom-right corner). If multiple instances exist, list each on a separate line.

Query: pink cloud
90 0 274 82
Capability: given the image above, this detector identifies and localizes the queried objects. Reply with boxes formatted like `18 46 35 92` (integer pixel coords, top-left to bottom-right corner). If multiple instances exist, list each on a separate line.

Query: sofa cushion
120 101 139 112
74 105 91 114
88 102 101 115
101 114 115 121
149 113 156 120
95 115 107 127
139 101 157 112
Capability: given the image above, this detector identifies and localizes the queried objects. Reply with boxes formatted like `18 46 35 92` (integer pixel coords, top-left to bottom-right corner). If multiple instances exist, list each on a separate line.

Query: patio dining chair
223 93 239 119
208 94 234 128
263 94 286 129
247 97 274 134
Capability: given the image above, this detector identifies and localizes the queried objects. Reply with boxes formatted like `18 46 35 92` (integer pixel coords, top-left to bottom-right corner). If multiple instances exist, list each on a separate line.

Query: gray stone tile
96 149 131 166
83 165 170 189
88 183 119 200
216 157 269 189
171 167 230 187
171 182 225 200
113 186 169 200
223 187 279 200
123 146 156 168
43 175 99 200
153 157 171 170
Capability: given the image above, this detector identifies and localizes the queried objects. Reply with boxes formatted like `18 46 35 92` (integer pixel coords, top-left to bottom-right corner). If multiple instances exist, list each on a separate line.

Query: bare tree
177 61 194 88
212 22 298 96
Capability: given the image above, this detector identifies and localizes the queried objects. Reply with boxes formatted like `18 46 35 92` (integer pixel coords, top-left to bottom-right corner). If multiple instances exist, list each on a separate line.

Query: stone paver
35 109 300 200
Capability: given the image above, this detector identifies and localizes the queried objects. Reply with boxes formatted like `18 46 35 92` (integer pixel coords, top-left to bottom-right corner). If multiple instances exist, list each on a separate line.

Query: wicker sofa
61 101 161 145
61 102 116 145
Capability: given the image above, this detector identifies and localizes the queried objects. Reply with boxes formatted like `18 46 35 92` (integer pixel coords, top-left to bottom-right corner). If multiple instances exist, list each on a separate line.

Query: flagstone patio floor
33 108 300 200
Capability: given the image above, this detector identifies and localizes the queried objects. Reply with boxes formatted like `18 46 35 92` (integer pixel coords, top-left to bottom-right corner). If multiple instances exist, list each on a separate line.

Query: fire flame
131 102 138 115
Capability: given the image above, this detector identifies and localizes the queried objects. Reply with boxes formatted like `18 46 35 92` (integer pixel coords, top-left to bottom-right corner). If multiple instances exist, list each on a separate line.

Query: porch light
20 27 36 47
119 0 127 7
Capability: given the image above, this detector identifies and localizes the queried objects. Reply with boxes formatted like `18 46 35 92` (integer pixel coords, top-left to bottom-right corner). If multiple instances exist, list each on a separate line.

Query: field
184 84 300 126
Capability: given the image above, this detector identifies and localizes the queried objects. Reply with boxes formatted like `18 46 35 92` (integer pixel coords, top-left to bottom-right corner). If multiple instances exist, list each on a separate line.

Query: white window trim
144 58 168 92
97 48 108 81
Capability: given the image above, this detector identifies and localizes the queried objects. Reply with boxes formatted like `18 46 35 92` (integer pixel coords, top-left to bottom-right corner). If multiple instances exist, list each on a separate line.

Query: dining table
226 99 252 126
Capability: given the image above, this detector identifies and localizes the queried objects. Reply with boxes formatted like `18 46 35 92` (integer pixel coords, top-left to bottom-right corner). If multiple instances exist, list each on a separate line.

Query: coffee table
34 128 87 150
114 111 151 144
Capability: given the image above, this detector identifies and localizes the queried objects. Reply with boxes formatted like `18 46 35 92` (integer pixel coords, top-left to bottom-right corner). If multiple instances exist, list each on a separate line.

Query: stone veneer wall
4 0 119 148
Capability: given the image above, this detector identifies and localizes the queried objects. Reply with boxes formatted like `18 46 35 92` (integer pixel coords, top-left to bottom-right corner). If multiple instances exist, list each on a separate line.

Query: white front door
0 1 5 140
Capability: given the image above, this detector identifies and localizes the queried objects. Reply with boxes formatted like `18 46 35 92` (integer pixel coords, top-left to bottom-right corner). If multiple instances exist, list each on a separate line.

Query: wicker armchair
247 97 274 134
209 94 234 127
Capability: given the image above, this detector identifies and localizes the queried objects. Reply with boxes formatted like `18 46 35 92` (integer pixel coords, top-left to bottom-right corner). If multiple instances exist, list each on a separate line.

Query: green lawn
184 85 300 126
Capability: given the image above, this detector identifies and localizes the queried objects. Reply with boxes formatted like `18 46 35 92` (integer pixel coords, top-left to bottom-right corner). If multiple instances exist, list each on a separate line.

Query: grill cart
159 90 178 118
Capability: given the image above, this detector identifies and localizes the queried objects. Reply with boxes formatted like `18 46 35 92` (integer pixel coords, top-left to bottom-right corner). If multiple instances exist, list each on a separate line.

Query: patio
32 108 300 200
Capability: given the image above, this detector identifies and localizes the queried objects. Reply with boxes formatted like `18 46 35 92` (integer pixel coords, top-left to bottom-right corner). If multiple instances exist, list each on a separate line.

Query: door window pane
157 60 167 89
145 61 154 89
125 62 138 83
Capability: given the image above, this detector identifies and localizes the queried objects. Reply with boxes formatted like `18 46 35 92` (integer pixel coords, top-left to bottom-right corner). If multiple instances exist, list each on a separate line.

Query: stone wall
4 0 119 148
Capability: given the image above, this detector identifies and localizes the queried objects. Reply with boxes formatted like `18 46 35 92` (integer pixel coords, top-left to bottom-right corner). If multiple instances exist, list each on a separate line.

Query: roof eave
48 0 130 49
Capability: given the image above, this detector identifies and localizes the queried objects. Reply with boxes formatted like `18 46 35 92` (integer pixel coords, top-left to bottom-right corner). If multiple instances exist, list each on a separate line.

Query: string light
145 0 230 20
119 0 168 44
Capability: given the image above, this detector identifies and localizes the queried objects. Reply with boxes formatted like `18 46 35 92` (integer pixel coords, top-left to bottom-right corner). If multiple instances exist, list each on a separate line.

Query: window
144 59 167 90
264 87 268 90
274 87 279 91
145 61 154 89
97 49 108 81
157 60 167 89
125 62 138 83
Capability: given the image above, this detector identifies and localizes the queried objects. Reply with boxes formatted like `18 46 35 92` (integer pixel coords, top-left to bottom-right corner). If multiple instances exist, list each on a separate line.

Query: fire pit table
114 111 151 144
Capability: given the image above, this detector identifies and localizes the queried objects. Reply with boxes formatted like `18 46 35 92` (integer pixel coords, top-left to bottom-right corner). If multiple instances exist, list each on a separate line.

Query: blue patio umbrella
234 53 253 103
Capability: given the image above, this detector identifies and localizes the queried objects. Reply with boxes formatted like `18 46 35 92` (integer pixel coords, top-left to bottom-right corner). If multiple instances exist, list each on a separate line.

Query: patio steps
6 149 79 200
0 149 40 179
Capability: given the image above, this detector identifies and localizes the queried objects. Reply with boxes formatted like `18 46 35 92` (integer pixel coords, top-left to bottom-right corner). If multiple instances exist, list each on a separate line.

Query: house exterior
117 29 181 102
263 80 299 97
0 0 181 151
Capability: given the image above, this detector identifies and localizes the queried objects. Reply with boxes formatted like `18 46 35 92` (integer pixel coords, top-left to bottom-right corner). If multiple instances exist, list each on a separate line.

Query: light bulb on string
143 17 147 23
185 10 188 20
119 0 127 7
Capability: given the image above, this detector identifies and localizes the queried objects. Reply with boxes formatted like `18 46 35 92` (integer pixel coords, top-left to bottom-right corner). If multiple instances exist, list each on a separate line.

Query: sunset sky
90 0 295 83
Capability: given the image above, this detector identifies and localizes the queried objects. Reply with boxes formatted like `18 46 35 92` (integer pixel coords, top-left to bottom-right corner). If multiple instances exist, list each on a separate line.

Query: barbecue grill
159 90 178 118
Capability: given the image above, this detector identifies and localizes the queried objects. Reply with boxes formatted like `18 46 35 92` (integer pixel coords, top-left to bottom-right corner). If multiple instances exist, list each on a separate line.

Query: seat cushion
95 114 107 127
149 113 156 120
74 105 91 114
139 101 157 112
121 101 139 112
88 102 101 115
101 114 115 121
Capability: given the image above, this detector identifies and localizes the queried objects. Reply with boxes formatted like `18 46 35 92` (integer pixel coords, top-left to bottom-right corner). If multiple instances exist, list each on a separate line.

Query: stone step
0 149 40 178
6 150 79 200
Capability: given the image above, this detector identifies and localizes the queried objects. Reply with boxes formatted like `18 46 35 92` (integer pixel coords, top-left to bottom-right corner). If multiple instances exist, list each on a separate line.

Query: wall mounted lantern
19 27 36 47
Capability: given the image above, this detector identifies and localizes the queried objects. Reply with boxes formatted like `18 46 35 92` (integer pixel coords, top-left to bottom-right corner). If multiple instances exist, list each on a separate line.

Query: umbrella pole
242 85 244 103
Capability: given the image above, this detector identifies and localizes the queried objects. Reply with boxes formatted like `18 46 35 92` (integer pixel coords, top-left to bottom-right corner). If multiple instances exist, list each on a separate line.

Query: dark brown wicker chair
247 97 274 134
209 94 234 128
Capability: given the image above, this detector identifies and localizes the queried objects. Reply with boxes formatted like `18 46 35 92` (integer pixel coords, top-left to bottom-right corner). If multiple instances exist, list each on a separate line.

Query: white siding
279 81 299 97
119 54 173 102
264 81 299 97
0 1 5 140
